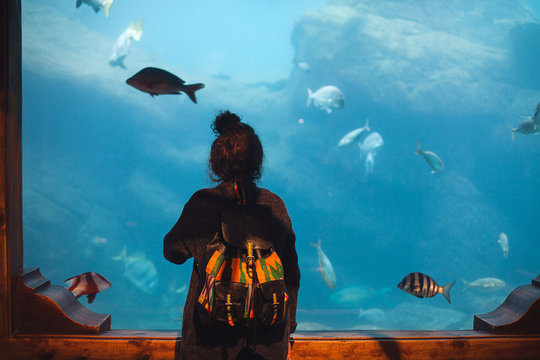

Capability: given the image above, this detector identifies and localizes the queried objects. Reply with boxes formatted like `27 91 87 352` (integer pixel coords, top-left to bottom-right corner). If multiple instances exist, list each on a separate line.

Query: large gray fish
307 86 344 113
397 272 455 304
76 0 113 17
508 118 538 140
415 141 444 173
310 238 336 289
126 67 205 104
109 19 143 69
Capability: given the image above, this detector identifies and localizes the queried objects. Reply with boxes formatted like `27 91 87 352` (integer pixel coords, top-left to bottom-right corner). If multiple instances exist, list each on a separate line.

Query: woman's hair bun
212 110 242 135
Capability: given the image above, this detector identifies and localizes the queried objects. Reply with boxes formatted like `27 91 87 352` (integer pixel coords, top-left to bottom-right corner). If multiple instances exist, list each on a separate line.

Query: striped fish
64 272 112 304
397 272 455 304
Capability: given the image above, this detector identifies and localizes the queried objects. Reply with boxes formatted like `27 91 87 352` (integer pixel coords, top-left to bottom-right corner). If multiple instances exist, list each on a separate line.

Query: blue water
21 0 540 330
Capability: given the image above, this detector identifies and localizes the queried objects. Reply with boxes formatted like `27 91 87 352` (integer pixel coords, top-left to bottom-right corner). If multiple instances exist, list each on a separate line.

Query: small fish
461 277 506 292
310 238 336 289
293 58 310 72
109 19 143 69
76 0 113 17
113 246 158 294
359 132 384 155
331 285 373 307
497 232 509 258
64 271 112 304
338 119 370 147
358 307 388 323
415 141 444 173
126 67 205 103
307 86 344 113
397 272 455 304
508 118 538 140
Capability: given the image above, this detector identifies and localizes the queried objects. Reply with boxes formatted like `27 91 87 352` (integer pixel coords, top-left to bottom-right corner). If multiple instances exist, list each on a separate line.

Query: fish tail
306 88 312 107
365 118 370 131
113 246 127 261
460 278 469 291
130 19 144 41
103 0 114 17
310 238 322 249
507 125 515 141
183 83 205 104
414 141 422 155
441 280 455 304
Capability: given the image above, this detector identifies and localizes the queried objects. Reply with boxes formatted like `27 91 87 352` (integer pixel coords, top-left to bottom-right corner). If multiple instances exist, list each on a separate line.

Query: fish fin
460 279 469 291
87 293 97 304
365 118 370 131
182 83 205 104
103 0 113 17
441 280 455 304
306 88 312 107
130 19 144 41
309 238 322 249
76 0 82 8
507 125 515 140
414 141 422 155
113 246 127 261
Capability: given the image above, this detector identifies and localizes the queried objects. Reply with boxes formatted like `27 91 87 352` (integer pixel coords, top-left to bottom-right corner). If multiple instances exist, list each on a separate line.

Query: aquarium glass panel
22 0 540 330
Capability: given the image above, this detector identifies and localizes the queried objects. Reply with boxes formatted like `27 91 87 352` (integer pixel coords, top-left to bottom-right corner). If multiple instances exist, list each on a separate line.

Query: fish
293 58 310 72
306 86 344 113
330 285 373 307
497 232 509 258
508 118 538 140
126 67 205 103
461 277 506 292
64 271 111 304
113 246 158 294
414 141 444 173
338 119 370 147
358 308 388 323
397 272 455 304
109 19 143 69
365 152 375 176
310 238 336 289
359 132 384 155
76 0 113 17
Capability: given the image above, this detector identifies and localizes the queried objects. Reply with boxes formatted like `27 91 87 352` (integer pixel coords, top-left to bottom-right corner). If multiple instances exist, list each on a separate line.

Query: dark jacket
164 182 300 360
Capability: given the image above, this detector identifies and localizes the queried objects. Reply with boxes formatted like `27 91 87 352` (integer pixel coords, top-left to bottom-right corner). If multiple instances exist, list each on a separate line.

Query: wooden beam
0 330 539 360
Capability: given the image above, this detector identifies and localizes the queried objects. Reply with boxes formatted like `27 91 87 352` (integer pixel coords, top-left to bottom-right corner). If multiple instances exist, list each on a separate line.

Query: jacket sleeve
163 190 219 265
283 227 300 334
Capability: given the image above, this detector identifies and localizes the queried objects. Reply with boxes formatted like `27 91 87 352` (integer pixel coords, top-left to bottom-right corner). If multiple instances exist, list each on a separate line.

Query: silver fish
76 0 113 17
331 285 373 306
462 277 506 292
497 232 509 258
126 67 205 103
338 119 370 147
310 238 336 289
415 141 444 173
293 58 310 72
307 86 344 113
109 19 143 69
508 118 538 140
113 247 158 294
397 272 455 304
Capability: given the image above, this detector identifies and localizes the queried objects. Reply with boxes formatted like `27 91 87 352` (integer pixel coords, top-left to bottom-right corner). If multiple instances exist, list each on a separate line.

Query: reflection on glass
22 0 540 330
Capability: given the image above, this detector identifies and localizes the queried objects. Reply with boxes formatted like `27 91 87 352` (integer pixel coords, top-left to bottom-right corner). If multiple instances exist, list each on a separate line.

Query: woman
164 110 300 360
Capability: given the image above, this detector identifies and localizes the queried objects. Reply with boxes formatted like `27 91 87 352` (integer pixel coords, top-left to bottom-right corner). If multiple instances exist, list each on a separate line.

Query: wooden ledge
13 267 111 334
474 275 540 333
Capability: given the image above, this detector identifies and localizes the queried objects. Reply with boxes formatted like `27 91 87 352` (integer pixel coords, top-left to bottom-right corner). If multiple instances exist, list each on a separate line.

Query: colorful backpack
196 191 288 329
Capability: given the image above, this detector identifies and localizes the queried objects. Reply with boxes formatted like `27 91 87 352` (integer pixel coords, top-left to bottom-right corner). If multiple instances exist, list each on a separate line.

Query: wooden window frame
1 1 539 358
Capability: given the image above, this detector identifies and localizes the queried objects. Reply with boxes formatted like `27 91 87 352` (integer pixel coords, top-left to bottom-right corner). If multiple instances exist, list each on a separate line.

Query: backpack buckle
247 240 255 279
